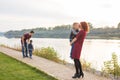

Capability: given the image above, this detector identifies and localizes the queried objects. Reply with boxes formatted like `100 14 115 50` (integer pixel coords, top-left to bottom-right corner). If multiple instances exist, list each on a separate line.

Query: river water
0 36 120 71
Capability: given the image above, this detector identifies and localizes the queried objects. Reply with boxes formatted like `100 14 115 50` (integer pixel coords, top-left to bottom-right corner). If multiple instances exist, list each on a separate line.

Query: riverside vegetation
102 53 120 79
34 47 65 63
0 45 62 63
0 52 57 80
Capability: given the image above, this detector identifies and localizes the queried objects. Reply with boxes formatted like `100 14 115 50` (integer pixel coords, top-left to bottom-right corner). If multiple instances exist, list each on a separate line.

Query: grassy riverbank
0 45 114 79
0 44 91 68
0 52 57 80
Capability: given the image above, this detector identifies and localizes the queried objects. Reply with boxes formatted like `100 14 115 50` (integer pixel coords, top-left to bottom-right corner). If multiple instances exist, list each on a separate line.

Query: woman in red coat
70 22 89 79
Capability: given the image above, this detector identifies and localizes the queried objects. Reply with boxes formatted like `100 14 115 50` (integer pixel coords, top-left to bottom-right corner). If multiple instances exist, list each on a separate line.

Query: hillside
4 24 120 39
0 32 4 36
4 25 71 38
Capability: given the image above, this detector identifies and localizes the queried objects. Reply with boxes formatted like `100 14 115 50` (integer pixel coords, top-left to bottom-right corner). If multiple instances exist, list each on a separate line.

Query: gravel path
0 46 111 80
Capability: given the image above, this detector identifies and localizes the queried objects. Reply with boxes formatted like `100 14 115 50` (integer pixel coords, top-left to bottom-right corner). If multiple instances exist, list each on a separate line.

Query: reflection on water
0 36 120 70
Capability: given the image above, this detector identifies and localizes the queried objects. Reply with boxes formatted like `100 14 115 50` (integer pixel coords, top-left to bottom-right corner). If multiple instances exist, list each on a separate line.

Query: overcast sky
0 0 120 32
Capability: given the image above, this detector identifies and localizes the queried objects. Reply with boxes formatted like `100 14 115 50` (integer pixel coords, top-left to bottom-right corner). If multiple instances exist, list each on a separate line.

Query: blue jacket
69 29 79 42
28 43 33 50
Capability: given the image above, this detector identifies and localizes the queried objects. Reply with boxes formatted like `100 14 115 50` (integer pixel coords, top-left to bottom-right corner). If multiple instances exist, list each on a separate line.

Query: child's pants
29 50 33 58
70 44 74 58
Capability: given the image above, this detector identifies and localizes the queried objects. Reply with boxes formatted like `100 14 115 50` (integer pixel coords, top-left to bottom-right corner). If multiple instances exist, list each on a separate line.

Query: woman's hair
80 22 89 32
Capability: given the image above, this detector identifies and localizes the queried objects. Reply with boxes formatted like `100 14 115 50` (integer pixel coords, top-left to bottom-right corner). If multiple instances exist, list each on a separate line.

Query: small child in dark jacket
28 40 34 59
69 23 79 58
70 29 79 42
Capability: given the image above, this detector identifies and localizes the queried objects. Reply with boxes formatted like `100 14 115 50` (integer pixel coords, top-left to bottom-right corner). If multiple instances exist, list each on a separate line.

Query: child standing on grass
28 40 34 59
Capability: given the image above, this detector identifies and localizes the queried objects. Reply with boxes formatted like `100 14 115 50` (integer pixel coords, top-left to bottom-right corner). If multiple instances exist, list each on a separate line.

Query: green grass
0 52 57 80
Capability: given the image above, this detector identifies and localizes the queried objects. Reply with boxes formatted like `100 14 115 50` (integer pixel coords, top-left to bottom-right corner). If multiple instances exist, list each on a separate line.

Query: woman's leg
76 59 83 74
75 59 84 78
72 59 79 78
74 59 79 74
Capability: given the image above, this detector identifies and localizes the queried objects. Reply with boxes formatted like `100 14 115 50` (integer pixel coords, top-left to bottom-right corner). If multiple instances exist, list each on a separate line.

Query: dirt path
0 46 111 80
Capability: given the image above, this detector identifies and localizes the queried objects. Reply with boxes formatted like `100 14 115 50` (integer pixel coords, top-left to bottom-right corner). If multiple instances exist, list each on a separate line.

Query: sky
0 0 120 32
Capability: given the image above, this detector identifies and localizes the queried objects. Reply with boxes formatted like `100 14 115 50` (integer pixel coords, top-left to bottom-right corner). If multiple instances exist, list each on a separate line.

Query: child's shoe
30 56 32 59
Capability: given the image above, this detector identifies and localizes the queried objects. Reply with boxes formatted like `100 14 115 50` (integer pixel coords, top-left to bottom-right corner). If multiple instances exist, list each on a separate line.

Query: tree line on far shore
4 22 120 39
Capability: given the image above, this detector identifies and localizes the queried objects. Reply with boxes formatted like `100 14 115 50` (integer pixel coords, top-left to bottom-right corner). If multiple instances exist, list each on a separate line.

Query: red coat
71 30 86 59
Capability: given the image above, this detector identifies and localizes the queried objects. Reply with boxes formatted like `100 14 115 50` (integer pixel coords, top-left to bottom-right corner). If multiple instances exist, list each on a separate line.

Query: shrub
81 59 91 71
33 47 62 63
102 53 120 78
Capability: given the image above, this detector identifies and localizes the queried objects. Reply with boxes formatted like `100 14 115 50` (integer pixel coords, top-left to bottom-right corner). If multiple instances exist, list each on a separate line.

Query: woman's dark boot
72 73 79 78
78 73 84 78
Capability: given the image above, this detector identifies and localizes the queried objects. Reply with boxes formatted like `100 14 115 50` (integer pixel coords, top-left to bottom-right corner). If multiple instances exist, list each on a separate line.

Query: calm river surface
0 36 120 70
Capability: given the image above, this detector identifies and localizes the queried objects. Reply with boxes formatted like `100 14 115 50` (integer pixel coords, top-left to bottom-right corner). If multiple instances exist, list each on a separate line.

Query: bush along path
0 46 111 80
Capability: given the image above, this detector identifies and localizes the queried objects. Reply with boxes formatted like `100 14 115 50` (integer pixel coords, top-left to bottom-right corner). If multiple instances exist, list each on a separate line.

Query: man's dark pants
22 42 28 57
